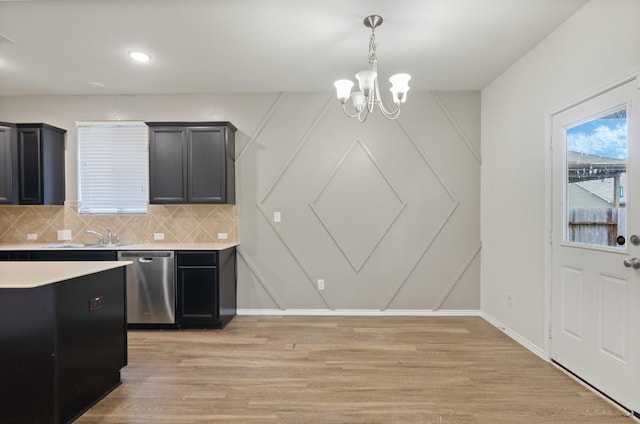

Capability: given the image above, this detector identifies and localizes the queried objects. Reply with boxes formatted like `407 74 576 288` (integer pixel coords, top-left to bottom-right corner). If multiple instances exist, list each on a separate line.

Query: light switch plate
27 233 38 241
274 211 281 223
57 229 72 240
217 232 228 240
317 279 325 290
153 232 165 240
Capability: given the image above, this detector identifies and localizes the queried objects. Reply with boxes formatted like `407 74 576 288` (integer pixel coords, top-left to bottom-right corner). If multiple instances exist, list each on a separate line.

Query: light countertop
0 242 239 251
0 261 131 289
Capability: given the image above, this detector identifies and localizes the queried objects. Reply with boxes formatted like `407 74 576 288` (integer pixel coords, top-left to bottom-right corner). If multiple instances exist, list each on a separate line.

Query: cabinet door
149 127 188 203
0 251 31 260
178 266 218 322
29 250 117 261
40 126 66 205
18 127 42 204
187 127 226 203
0 125 17 204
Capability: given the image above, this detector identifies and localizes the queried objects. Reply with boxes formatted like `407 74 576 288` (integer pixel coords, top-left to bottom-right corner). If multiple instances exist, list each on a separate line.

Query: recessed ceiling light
129 50 151 63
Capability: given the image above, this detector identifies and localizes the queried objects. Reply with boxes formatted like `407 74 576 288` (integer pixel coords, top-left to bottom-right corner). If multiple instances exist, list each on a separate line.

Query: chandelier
333 15 411 122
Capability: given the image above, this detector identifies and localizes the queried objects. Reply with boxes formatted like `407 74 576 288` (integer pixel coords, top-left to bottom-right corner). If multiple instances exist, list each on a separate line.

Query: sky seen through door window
567 110 627 160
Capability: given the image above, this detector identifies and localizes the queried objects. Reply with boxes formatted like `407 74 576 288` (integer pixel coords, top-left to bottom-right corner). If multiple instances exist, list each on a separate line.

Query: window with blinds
77 121 149 214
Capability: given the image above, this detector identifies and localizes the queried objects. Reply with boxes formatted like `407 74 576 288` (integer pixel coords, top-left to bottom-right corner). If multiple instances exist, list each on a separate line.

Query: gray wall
482 0 640 352
0 90 480 312
237 92 480 311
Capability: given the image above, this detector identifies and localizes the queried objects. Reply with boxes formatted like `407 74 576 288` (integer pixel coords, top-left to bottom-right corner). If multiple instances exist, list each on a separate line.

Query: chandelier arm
377 98 402 117
341 103 361 119
366 94 376 113
378 106 402 120
371 64 400 119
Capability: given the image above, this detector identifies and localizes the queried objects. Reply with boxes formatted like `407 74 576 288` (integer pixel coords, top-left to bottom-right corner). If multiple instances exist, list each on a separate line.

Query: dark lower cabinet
0 266 127 424
0 250 117 261
0 251 32 261
31 250 118 261
0 247 238 330
177 248 236 328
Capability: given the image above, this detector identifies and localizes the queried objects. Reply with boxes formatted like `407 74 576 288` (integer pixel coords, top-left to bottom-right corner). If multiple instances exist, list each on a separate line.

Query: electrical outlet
507 293 513 307
153 232 165 241
317 279 325 290
27 233 38 241
217 232 228 240
57 229 72 240
274 211 281 223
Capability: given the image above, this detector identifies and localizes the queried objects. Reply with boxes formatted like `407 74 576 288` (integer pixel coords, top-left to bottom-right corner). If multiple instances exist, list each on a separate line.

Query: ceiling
0 0 588 96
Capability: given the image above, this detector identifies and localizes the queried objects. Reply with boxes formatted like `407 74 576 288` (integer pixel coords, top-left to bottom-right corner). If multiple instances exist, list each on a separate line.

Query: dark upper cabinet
16 123 66 205
148 125 188 203
0 123 18 204
147 122 236 204
0 122 65 205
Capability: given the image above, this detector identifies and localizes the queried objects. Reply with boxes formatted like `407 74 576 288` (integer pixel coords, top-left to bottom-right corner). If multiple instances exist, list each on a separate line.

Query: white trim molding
481 311 546 361
237 309 481 317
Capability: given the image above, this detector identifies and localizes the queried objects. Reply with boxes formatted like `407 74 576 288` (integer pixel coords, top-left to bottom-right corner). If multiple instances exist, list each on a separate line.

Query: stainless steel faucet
85 227 118 245
85 229 106 244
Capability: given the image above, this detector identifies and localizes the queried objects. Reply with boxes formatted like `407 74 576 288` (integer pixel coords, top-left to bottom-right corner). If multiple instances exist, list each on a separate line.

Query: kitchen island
0 261 130 424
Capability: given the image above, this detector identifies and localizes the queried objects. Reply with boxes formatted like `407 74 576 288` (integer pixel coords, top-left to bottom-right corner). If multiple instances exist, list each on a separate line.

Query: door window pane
566 107 627 248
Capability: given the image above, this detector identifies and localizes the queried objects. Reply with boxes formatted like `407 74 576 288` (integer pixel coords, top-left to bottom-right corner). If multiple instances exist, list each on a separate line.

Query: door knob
623 257 640 269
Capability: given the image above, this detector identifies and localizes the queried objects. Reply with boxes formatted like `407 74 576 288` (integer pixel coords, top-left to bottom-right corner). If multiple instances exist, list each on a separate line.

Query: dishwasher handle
118 251 174 259
139 257 154 263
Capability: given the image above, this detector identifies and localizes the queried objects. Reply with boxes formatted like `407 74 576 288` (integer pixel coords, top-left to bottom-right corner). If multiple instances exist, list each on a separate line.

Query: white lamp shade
351 91 366 111
334 79 354 101
389 73 411 92
355 70 377 96
390 86 409 104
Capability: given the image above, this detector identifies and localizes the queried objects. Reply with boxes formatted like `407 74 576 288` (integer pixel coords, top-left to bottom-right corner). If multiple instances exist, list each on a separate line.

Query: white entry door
552 78 640 412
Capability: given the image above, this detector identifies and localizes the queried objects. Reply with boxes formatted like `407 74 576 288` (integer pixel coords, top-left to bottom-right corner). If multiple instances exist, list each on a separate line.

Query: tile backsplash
0 201 238 244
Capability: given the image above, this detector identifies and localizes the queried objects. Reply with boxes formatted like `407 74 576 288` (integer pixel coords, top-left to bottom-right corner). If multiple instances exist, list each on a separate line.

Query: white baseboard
480 311 547 361
237 309 481 316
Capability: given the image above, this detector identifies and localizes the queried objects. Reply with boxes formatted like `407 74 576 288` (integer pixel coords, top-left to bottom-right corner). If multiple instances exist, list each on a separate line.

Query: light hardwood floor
77 316 633 423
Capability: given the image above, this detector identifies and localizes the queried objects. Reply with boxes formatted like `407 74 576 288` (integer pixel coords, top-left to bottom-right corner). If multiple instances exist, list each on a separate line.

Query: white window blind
77 121 149 214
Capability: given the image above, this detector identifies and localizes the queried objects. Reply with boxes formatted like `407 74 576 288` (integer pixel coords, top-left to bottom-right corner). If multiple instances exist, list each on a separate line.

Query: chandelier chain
368 32 377 63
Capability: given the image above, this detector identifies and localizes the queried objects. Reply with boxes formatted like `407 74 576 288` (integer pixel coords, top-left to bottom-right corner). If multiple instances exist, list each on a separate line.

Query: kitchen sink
45 243 138 249
89 243 139 248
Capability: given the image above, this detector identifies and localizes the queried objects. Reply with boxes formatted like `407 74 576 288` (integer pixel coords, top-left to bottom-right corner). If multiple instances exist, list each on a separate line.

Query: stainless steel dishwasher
118 251 175 324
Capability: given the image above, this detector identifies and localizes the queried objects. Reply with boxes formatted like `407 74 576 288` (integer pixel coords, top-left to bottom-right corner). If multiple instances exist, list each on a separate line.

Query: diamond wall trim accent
309 138 407 273
236 246 285 310
236 92 285 162
431 91 482 164
433 241 482 310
